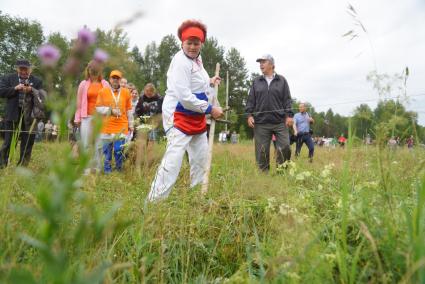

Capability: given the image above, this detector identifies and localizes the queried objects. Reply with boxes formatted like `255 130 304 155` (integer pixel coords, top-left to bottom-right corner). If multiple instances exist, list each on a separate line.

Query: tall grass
7 114 24 165
1 140 424 282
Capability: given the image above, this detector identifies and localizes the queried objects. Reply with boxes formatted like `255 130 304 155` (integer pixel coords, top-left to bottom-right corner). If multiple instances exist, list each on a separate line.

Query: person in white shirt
44 120 53 141
148 19 223 202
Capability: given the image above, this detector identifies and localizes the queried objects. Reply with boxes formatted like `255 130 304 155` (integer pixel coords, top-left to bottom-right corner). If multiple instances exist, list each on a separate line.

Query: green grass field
1 140 424 283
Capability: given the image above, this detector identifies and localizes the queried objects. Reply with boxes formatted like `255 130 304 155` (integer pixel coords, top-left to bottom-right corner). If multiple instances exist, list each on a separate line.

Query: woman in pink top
74 61 109 148
74 61 109 173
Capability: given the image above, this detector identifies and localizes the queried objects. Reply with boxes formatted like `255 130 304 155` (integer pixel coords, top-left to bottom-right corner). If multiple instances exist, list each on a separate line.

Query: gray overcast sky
3 0 425 124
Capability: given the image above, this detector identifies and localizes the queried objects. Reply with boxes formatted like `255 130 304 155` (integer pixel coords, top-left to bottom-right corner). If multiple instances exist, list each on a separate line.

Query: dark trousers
0 120 36 167
295 133 314 158
254 123 291 171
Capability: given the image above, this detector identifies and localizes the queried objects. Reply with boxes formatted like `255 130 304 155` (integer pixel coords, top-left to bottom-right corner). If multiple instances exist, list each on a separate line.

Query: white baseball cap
256 54 275 65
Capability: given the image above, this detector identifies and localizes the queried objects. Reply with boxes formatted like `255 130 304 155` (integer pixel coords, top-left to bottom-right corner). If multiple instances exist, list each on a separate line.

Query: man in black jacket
0 59 45 168
246 54 294 171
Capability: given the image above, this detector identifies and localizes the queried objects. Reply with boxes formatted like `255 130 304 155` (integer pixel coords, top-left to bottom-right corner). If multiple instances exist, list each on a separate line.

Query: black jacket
0 73 44 123
135 93 163 117
245 74 293 124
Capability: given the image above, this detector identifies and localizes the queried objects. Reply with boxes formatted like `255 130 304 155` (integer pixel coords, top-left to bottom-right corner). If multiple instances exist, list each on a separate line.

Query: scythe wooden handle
201 63 220 194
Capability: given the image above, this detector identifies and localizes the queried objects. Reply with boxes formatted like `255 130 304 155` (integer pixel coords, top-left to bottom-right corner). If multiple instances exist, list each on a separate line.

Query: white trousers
81 116 101 170
148 127 208 201
80 116 93 148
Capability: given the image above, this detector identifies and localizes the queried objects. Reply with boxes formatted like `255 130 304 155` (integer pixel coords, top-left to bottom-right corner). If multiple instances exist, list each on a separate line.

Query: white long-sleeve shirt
162 50 212 134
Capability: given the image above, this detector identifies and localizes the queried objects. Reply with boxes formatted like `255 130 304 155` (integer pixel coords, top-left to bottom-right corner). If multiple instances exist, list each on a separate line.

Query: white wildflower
286 272 301 280
368 181 379 189
296 173 305 181
279 203 296 216
136 124 153 131
279 203 290 216
354 184 363 191
321 169 331 178
115 133 127 140
322 253 336 262
266 197 276 212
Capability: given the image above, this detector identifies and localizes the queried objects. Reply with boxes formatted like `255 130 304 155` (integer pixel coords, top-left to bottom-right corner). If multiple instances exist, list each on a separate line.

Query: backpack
31 89 47 120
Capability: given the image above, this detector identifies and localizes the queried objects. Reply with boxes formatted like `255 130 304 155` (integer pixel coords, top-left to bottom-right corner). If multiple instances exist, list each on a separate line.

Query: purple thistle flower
77 27 96 46
93 48 109 63
37 44 61 67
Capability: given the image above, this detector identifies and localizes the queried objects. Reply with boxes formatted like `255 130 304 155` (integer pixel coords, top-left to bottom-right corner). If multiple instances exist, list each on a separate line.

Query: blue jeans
295 133 314 158
102 139 125 173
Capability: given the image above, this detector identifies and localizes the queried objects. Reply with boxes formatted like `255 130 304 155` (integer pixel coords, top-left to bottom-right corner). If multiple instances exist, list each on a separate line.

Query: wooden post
225 71 229 132
201 63 220 194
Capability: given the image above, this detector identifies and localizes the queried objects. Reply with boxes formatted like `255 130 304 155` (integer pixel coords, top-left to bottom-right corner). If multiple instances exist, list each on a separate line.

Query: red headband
181 26 205 43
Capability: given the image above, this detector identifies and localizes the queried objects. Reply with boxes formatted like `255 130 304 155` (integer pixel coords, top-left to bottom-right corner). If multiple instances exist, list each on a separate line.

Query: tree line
1 11 424 142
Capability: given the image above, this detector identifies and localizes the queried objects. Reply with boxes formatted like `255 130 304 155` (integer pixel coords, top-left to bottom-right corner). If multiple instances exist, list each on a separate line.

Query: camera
19 78 29 86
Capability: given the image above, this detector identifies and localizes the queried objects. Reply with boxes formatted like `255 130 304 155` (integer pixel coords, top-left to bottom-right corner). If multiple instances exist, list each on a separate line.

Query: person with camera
0 59 46 168
95 70 133 173
294 103 315 162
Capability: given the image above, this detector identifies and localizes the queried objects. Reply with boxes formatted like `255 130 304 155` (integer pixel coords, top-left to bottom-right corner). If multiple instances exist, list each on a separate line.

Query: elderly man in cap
0 59 45 168
95 70 133 173
246 54 294 171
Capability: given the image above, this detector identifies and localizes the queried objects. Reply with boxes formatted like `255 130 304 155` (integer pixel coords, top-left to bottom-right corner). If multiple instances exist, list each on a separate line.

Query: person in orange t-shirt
95 70 133 173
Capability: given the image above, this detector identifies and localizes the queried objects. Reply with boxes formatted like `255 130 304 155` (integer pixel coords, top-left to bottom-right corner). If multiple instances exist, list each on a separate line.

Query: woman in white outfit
148 19 223 202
